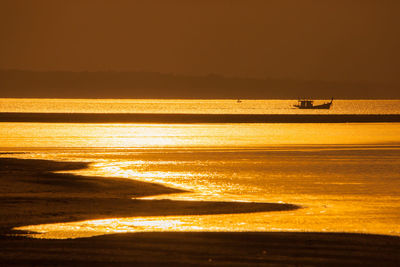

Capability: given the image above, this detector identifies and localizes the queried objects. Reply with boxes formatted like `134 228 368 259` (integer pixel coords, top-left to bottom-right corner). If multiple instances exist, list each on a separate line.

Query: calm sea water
1 99 399 239
1 98 400 114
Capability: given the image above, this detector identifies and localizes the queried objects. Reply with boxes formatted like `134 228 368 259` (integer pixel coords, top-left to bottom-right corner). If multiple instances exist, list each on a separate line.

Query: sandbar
0 157 399 265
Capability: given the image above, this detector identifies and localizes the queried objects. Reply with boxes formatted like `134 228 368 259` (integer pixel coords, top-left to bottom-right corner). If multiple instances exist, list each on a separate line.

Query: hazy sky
1 0 400 84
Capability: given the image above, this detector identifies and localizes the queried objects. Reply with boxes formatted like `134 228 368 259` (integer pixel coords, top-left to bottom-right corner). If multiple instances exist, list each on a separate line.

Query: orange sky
1 0 400 85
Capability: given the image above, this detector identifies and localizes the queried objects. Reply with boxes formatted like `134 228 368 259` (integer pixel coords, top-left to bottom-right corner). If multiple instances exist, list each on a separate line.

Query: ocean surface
1 98 400 114
1 98 399 239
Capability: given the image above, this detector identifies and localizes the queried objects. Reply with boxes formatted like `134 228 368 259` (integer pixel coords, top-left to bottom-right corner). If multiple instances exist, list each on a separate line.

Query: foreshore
0 158 297 233
1 157 400 265
1 112 400 123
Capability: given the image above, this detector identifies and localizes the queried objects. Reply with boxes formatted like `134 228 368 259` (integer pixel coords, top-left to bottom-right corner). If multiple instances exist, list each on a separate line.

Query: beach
1 157 400 265
0 158 297 232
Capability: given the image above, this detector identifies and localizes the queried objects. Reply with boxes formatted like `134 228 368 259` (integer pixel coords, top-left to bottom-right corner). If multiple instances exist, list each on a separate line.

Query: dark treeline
0 70 398 99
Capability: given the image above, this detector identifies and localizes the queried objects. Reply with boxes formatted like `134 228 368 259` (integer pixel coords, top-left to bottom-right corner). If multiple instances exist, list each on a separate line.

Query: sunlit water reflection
1 98 400 114
1 122 400 239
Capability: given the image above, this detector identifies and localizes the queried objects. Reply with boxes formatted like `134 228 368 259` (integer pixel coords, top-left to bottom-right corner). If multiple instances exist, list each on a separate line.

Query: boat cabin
298 99 314 108
294 98 333 109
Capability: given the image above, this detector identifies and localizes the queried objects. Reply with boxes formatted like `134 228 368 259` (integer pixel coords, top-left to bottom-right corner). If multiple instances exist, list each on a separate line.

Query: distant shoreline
1 112 400 123
2 70 399 99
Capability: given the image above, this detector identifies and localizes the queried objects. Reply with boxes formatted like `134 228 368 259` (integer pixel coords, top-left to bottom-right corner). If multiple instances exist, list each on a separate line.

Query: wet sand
0 158 297 233
1 157 400 265
2 232 400 266
1 112 400 123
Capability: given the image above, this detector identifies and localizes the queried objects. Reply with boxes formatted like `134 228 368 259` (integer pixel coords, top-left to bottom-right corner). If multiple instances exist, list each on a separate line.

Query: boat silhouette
294 98 333 109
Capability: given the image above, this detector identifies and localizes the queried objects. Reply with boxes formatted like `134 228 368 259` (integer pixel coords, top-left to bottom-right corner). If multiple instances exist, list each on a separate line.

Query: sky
1 0 400 85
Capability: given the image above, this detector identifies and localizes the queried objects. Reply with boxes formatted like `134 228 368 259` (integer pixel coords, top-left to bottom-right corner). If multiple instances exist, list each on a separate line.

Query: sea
1 98 399 239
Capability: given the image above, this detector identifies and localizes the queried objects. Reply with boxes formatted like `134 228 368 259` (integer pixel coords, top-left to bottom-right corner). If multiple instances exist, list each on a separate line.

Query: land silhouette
1 70 399 99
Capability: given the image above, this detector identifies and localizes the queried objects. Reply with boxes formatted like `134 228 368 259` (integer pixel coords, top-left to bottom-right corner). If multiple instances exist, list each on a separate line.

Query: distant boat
294 98 333 109
237 99 242 103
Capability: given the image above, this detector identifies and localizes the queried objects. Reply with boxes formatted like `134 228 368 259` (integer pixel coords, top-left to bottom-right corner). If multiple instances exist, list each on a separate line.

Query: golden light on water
1 123 399 148
1 102 400 240
15 217 208 239
11 143 400 239
15 197 400 239
1 99 400 114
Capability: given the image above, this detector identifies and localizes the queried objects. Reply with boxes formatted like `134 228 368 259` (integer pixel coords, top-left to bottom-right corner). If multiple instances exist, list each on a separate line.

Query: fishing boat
294 98 333 109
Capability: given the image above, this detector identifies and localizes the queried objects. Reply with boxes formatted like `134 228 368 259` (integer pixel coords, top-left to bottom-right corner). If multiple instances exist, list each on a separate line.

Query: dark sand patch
0 158 181 199
1 232 400 266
